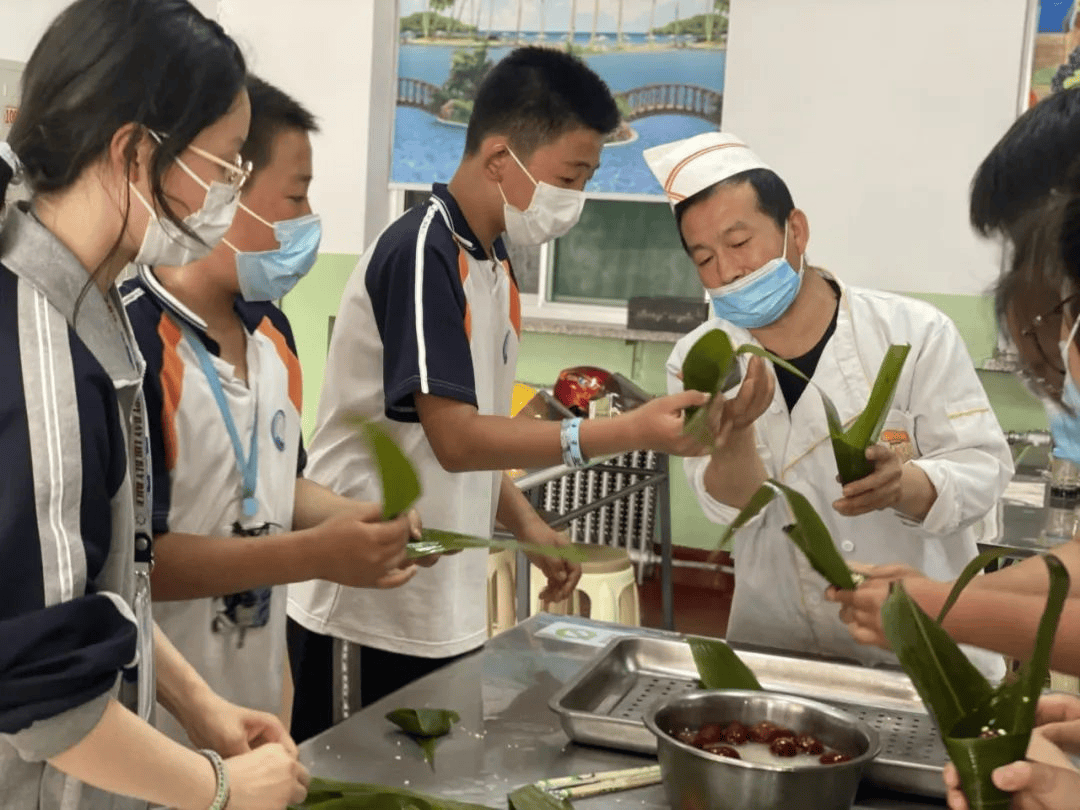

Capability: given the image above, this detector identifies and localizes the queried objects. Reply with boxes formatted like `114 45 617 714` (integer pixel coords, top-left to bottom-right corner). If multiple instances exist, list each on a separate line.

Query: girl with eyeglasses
0 1 308 808
829 176 1080 808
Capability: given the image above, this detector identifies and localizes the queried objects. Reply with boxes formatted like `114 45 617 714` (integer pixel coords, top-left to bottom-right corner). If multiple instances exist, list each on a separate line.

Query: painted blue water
392 107 716 193
393 44 725 193
400 43 725 92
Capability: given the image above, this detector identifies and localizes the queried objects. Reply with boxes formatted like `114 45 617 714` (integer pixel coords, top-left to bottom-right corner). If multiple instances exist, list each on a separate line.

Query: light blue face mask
227 206 322 302
1050 316 1080 465
705 221 804 329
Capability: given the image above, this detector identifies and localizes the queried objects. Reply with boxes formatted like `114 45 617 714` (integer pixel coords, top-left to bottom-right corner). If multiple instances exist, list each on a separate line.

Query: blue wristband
562 417 586 467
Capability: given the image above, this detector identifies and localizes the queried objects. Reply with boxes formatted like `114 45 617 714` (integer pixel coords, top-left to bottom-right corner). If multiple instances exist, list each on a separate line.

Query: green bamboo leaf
507 785 574 810
291 777 496 810
844 344 911 450
687 635 761 690
359 421 422 520
386 708 460 770
881 580 993 735
715 484 778 553
768 480 856 590
386 708 460 737
418 736 438 768
831 344 911 484
681 329 735 405
407 528 587 563
882 555 1071 810
935 549 1015 625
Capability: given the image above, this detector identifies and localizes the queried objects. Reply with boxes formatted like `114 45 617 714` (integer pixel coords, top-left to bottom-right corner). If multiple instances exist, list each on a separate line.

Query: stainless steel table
299 614 944 809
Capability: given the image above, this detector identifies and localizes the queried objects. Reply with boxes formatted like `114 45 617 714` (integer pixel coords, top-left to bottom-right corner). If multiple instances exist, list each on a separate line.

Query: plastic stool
486 547 517 637
530 543 640 626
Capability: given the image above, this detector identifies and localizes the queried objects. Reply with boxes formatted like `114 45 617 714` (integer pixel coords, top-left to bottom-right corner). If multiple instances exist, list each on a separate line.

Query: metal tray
548 635 947 798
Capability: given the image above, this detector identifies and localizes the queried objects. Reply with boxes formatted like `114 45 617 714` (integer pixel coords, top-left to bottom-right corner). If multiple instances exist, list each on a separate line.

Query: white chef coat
667 272 1012 679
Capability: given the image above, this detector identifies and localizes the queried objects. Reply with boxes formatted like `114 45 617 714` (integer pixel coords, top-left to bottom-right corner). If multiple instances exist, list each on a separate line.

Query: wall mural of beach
392 0 728 197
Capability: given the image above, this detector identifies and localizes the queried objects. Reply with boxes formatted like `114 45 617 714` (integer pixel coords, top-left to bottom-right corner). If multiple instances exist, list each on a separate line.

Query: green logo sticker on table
537 621 639 647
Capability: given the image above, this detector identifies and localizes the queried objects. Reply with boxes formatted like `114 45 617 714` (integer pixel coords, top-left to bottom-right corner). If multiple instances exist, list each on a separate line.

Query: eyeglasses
150 130 252 192
1017 291 1080 401
186 143 252 192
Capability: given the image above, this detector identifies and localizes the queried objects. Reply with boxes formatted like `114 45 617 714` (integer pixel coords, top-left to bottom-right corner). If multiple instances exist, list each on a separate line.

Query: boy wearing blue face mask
286 46 709 742
121 75 420 744
646 132 1014 676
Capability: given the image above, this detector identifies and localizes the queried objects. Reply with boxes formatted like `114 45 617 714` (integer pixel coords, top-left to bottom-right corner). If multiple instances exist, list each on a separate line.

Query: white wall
723 0 1031 296
0 0 220 61
216 0 397 255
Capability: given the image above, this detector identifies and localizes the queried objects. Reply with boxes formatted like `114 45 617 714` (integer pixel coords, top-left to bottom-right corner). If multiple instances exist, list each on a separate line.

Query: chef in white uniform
645 132 1012 677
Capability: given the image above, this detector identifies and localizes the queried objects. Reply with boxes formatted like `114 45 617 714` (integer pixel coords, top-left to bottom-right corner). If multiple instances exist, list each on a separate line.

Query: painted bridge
398 78 723 124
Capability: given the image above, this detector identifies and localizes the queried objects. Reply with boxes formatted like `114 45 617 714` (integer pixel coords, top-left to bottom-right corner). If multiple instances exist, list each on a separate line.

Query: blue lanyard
180 323 259 518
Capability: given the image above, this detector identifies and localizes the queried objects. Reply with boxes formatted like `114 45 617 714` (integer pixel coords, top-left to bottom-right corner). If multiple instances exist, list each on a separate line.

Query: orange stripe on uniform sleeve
458 248 472 342
503 259 521 337
157 315 184 472
257 317 303 414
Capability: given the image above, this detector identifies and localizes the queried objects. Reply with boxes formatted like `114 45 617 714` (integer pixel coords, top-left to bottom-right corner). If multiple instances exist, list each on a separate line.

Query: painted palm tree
648 0 657 45
616 0 624 47
515 0 523 43
537 0 547 42
567 0 577 46
589 0 599 46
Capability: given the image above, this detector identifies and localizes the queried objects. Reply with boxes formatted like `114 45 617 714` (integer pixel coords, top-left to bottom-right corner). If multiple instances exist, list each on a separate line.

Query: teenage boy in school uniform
122 76 419 746
287 46 708 742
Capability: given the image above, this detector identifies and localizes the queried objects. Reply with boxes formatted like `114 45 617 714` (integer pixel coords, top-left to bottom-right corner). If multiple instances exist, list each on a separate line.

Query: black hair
672 168 795 252
970 87 1080 238
241 75 319 176
6 0 245 254
464 46 619 157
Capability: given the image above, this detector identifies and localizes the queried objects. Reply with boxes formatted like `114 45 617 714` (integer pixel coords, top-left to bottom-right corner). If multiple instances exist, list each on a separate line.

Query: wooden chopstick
536 765 663 798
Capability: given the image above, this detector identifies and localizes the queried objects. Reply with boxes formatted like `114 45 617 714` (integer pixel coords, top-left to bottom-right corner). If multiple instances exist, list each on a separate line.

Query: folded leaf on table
386 708 460 737
407 528 587 563
386 707 460 768
687 636 761 690
291 776 496 810
881 553 1070 810
507 785 574 810
715 479 856 589
357 421 422 520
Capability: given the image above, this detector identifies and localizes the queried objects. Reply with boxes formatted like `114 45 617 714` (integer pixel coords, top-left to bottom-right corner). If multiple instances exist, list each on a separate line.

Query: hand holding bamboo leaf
679 329 911 484
715 479 856 589
881 553 1071 810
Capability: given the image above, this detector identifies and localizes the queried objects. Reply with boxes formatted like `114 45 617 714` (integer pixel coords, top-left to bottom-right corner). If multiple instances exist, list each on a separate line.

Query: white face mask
498 147 586 246
130 145 241 267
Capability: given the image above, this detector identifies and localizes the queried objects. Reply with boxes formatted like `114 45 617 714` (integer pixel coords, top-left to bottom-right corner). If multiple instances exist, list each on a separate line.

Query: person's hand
832 443 903 517
825 565 933 650
703 355 774 455
181 691 297 759
943 702 1080 810
223 743 309 810
404 508 442 569
314 510 418 588
626 389 709 457
521 523 582 603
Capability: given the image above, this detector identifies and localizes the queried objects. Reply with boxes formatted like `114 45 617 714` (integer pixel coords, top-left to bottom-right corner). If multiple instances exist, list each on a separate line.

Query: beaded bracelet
198 748 230 810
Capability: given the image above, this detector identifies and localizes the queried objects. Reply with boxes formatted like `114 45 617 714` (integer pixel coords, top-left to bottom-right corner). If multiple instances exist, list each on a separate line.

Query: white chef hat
643 132 771 209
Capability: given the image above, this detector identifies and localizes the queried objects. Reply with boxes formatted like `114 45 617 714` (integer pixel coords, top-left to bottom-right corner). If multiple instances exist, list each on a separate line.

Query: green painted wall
284 253 1048 551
